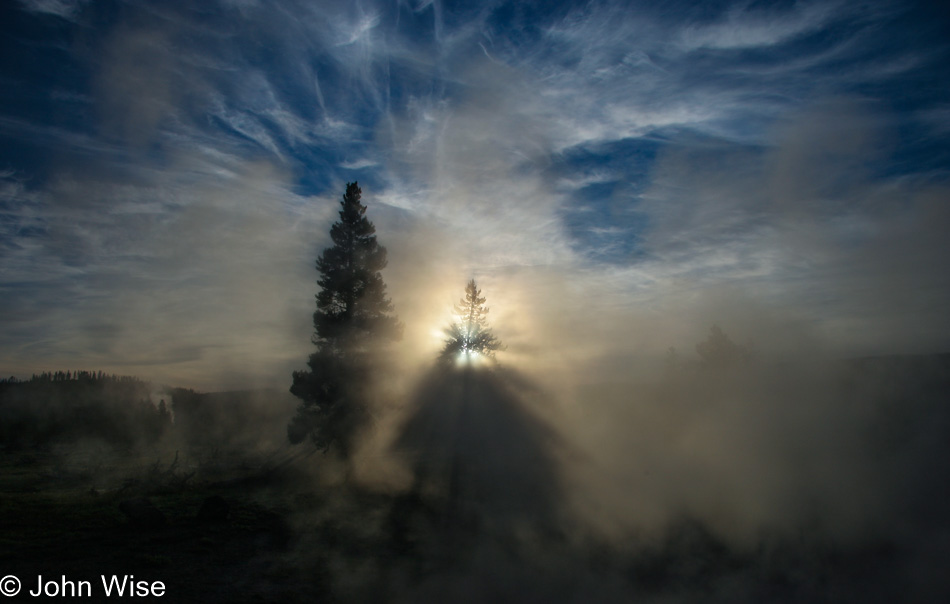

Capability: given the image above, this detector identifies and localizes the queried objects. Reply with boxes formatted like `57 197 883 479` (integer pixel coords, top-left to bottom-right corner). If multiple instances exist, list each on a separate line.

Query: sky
2 0 949 390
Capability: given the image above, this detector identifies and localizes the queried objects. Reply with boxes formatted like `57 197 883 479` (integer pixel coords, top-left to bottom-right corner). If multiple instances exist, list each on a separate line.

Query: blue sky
2 0 949 388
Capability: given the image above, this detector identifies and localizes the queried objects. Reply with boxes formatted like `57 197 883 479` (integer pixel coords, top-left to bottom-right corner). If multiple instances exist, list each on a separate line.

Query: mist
3 0 950 601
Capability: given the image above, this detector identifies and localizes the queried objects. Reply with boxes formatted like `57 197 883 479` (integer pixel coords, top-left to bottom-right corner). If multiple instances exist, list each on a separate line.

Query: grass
0 446 323 602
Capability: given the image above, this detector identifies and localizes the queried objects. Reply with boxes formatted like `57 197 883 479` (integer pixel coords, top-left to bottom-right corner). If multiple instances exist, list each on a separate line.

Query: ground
1 357 949 602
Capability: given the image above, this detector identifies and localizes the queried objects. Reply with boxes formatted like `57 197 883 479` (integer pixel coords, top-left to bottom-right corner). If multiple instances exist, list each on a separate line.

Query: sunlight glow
455 349 486 367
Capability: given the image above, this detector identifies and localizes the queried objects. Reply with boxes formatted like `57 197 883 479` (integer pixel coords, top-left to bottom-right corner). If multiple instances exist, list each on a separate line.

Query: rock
118 497 166 529
196 495 229 523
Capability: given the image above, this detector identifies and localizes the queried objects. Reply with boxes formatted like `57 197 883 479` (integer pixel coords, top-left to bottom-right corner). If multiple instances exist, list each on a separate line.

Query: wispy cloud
678 1 843 50
339 158 379 170
17 0 89 21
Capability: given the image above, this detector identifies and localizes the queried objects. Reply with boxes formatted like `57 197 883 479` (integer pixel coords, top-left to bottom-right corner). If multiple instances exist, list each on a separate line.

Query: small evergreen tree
289 182 401 455
440 279 503 362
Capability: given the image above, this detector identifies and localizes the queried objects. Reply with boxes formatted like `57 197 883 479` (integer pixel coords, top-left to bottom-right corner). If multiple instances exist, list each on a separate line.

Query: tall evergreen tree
440 279 503 362
289 182 400 455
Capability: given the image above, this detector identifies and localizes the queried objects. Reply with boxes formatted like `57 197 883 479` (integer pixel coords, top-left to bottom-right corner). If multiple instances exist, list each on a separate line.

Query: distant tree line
1 370 147 386
0 370 297 452
0 372 169 449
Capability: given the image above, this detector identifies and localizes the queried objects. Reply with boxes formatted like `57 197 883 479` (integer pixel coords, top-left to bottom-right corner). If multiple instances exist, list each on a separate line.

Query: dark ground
1 356 949 602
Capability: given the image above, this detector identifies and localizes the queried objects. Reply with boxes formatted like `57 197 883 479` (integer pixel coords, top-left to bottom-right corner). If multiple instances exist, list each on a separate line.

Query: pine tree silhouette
289 182 401 456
